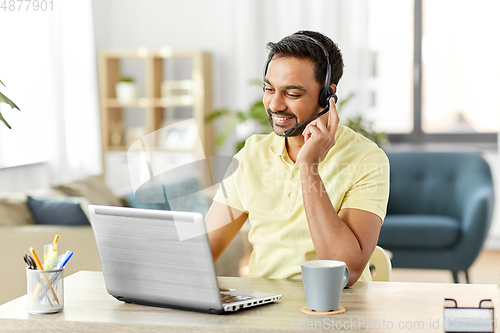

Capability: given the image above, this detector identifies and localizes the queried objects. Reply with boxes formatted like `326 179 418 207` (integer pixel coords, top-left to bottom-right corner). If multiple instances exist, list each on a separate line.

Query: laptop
88 205 282 314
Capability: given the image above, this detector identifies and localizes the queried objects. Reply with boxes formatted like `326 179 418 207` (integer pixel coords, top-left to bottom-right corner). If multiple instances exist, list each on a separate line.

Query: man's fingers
315 118 328 132
328 96 340 134
303 123 322 138
304 118 327 134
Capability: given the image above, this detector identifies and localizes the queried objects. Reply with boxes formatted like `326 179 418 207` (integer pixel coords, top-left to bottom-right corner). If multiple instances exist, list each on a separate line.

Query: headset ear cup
319 87 336 108
318 88 328 108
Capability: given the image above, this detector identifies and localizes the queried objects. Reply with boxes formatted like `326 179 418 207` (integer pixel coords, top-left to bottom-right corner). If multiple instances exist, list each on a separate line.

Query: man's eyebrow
263 79 306 92
285 85 306 91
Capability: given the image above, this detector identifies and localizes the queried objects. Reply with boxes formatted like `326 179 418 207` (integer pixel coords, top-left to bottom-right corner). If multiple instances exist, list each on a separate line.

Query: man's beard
267 109 301 137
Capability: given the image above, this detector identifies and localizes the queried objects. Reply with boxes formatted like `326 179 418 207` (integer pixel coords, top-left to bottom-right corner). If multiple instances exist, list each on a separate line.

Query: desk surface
0 271 498 332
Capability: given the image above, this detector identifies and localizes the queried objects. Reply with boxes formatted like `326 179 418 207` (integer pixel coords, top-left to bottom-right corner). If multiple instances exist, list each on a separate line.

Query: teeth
274 116 291 121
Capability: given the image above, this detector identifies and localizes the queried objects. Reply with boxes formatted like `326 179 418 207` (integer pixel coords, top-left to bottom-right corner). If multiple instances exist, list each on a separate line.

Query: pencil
29 247 60 304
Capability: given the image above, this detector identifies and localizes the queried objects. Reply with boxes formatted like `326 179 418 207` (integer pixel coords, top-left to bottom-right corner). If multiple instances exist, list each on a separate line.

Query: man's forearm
205 201 248 263
299 163 366 283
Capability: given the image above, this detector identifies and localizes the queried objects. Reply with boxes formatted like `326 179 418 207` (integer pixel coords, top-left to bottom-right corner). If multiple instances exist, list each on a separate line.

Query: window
367 0 499 143
422 0 500 133
367 0 414 134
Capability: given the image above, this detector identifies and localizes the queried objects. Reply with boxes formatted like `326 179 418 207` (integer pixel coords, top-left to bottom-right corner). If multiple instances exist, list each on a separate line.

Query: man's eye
264 87 274 92
287 93 300 98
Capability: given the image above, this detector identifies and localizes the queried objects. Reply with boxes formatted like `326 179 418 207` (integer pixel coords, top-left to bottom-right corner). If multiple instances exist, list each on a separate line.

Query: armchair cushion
380 215 460 249
125 185 171 211
125 177 209 216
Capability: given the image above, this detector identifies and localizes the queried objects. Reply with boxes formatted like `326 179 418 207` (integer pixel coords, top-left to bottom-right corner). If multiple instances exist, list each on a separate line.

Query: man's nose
268 92 286 112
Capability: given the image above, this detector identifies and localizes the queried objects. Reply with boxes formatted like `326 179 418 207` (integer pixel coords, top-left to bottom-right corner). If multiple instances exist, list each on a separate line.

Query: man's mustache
267 109 296 119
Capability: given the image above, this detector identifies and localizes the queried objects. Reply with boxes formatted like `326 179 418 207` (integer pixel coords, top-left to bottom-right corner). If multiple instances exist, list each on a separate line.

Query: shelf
98 48 214 193
104 98 195 108
154 98 194 108
105 146 200 153
105 98 150 108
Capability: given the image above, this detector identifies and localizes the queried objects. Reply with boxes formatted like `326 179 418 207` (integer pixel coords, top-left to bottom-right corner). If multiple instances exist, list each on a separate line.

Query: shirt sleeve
340 148 390 222
212 150 247 213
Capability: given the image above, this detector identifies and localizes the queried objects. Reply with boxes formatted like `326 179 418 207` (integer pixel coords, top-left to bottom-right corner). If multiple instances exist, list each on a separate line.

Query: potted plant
0 78 21 129
206 99 271 151
345 115 388 148
115 76 137 104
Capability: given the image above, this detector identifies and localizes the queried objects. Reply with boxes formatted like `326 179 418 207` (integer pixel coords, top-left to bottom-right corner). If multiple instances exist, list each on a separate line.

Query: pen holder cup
26 268 64 314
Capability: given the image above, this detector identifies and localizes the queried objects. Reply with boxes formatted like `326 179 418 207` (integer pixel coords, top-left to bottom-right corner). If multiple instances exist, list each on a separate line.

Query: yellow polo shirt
213 125 390 281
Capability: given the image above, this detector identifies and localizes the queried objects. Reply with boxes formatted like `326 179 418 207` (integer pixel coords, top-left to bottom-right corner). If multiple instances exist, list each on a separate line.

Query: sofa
0 175 244 305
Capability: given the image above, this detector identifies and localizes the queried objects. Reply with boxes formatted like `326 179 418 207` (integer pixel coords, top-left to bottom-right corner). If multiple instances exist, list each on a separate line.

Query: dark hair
266 30 344 86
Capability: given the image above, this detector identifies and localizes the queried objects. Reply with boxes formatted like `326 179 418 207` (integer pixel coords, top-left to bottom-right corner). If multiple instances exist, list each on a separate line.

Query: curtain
48 0 101 181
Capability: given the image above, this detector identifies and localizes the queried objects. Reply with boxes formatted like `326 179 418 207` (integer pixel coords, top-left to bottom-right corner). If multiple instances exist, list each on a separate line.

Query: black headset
263 34 338 108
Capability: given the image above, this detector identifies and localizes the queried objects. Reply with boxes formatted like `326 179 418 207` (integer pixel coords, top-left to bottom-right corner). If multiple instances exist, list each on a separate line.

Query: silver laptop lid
88 205 223 312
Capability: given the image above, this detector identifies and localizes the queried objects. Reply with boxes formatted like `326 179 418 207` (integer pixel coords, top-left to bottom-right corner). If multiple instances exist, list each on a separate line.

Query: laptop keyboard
220 293 255 303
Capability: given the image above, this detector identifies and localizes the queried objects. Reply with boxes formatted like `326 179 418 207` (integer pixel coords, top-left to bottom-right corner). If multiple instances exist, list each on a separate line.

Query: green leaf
205 108 232 123
0 90 21 110
336 92 355 114
235 140 246 152
248 100 269 127
0 90 21 129
0 111 12 129
0 79 5 87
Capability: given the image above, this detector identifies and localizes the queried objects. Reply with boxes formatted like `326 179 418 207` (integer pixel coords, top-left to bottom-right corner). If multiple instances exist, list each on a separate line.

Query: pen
29 247 60 304
57 251 73 270
51 251 73 283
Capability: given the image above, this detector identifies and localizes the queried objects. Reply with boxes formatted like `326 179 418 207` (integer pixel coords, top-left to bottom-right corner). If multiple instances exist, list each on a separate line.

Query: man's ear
330 84 337 94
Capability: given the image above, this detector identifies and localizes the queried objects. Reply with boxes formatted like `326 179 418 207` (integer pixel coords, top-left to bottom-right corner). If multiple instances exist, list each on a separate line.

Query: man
205 31 389 287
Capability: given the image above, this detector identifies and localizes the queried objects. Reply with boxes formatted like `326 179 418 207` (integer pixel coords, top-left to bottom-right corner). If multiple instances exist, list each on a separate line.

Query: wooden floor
391 249 500 284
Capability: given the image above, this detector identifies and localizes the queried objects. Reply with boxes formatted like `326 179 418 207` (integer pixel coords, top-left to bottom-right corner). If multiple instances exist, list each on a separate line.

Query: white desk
0 271 498 332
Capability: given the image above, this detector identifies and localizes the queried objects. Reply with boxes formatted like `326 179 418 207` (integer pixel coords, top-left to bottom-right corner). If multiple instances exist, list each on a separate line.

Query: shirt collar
269 133 286 157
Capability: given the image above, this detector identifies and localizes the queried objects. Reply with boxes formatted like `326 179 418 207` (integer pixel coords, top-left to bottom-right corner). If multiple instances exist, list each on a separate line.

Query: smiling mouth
268 112 296 128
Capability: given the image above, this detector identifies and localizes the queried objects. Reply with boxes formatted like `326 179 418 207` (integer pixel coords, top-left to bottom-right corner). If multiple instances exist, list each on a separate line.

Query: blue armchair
378 152 494 283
